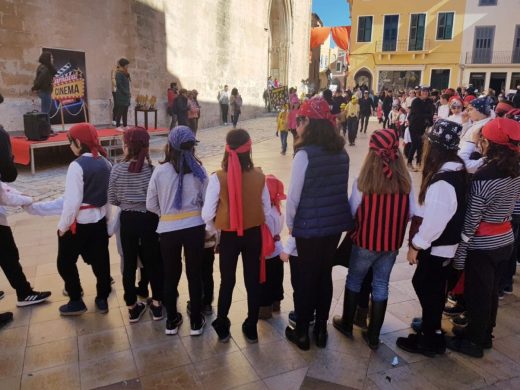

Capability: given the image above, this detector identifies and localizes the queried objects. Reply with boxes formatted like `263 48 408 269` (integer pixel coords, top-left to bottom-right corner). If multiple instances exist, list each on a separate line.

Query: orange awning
310 26 351 52
310 27 331 49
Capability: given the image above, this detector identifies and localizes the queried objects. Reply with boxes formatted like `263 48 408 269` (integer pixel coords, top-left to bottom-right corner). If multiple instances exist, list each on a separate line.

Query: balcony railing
465 50 520 64
376 39 431 53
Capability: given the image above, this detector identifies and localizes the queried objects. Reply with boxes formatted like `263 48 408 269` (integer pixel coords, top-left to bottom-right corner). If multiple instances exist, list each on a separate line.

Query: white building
460 0 520 95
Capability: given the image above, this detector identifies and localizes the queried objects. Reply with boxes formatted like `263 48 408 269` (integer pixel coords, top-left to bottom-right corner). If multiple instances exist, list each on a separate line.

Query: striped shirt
108 161 154 212
462 163 520 251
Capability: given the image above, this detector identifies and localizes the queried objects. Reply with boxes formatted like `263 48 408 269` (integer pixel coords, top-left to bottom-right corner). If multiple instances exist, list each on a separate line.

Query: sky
312 0 351 27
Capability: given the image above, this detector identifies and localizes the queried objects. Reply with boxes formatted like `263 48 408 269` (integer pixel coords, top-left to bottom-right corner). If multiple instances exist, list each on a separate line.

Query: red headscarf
68 123 107 158
123 127 150 173
298 97 336 126
225 138 252 236
369 128 400 179
266 174 287 215
482 118 520 152
495 101 514 117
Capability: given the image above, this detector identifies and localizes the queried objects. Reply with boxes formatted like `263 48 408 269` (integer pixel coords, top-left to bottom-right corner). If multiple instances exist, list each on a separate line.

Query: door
472 26 495 64
469 72 486 92
490 72 507 95
383 15 399 51
430 69 450 90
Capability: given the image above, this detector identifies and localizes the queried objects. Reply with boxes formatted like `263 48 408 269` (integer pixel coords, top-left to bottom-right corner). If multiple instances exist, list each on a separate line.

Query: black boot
332 289 359 338
362 299 387 350
313 320 328 348
353 306 369 330
285 323 310 351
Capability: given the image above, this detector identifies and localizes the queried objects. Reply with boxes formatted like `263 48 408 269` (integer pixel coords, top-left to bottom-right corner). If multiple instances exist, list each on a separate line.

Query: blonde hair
358 149 412 194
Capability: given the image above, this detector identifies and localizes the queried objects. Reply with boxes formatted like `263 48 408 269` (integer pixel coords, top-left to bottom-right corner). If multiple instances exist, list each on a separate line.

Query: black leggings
57 218 111 301
120 211 163 306
218 227 262 324
408 129 424 165
259 255 284 306
114 105 129 127
160 225 205 324
0 225 32 299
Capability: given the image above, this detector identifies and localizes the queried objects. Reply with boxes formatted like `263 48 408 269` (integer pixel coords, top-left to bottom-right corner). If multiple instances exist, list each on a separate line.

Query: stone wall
0 0 312 132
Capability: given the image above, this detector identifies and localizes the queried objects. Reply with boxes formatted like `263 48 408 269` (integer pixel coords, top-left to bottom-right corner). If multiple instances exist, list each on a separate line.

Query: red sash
70 205 98 234
475 221 511 237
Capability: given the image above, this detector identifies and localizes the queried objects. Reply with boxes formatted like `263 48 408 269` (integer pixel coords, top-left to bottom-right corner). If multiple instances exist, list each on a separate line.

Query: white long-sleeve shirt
266 205 283 259
282 235 298 257
286 150 309 230
437 104 450 119
412 162 464 258
458 141 484 174
0 183 33 226
201 172 271 233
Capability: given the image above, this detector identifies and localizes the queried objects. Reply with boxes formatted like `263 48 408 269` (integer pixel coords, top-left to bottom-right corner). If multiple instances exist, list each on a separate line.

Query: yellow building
347 0 467 92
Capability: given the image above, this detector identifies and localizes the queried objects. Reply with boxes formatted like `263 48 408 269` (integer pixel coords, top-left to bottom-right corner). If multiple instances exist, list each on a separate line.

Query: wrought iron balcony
375 39 431 53
465 50 520 64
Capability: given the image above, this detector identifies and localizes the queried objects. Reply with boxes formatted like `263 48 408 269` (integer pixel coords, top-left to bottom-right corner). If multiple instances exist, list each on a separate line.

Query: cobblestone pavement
2 116 520 389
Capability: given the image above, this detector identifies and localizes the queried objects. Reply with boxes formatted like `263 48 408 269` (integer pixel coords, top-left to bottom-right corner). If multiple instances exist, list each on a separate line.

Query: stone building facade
0 0 312 131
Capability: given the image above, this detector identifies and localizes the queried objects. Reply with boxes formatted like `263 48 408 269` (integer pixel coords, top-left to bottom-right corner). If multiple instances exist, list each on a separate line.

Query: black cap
118 58 130 67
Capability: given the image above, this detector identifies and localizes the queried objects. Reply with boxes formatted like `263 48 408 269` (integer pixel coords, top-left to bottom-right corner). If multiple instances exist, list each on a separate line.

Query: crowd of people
1 77 520 362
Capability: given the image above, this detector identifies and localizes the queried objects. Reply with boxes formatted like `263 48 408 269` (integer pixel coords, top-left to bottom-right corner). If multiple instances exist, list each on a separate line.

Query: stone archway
354 68 373 91
268 0 290 86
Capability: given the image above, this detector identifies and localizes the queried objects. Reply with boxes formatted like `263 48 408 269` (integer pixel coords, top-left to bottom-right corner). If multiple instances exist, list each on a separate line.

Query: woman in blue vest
285 97 354 350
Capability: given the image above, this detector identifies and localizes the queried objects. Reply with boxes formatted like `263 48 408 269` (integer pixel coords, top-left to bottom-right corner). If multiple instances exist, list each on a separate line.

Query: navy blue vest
75 155 111 207
292 145 354 238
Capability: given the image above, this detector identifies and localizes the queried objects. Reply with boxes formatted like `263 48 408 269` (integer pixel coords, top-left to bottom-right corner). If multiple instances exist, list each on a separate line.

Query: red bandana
298 97 336 126
482 118 520 152
369 128 399 179
68 123 107 158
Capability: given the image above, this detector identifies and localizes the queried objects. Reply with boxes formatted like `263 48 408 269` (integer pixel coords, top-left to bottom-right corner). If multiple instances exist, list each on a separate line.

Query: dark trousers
169 113 178 130
202 247 215 305
120 211 163 306
408 128 424 165
289 255 300 304
500 221 520 291
114 105 129 127
0 225 32 299
383 110 391 128
295 234 341 325
465 245 513 345
188 118 199 135
341 122 347 136
412 250 451 338
112 92 117 121
220 103 229 124
160 224 205 324
259 256 284 306
57 218 111 301
359 113 370 133
218 227 262 324
347 117 359 145
231 112 240 128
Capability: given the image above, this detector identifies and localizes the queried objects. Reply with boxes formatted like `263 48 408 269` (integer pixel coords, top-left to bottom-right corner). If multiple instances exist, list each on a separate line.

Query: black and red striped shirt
351 193 410 252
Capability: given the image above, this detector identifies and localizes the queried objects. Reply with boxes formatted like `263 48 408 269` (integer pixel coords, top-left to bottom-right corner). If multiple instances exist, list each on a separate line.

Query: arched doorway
268 0 290 86
354 68 373 91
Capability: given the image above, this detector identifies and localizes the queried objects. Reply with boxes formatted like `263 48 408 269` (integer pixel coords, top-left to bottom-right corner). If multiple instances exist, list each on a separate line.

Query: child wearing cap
333 128 415 350
146 125 208 336
258 174 286 319
397 119 468 357
108 127 163 323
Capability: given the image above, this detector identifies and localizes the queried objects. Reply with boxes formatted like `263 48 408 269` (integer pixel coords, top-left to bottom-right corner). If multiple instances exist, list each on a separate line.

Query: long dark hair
484 142 520 178
231 88 238 96
161 141 201 174
123 144 152 168
221 129 254 172
418 140 467 204
38 51 56 75
296 118 345 153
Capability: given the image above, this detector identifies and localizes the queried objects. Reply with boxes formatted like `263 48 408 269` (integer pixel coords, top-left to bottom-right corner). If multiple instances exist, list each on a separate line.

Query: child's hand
275 131 279 137
280 252 289 262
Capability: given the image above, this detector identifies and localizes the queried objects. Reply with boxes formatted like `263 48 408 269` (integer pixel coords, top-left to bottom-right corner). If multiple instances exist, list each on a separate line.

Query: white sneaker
190 316 206 336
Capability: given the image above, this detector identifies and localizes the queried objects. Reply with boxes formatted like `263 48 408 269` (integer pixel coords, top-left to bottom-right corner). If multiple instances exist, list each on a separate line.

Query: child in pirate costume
202 129 271 343
27 123 112 315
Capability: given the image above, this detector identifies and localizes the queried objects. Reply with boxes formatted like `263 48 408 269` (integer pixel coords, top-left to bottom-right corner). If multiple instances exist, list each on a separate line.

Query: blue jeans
280 131 288 153
38 91 52 114
346 245 398 301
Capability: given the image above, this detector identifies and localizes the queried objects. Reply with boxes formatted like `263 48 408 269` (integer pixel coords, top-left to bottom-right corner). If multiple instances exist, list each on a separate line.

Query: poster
269 86 288 111
43 48 88 125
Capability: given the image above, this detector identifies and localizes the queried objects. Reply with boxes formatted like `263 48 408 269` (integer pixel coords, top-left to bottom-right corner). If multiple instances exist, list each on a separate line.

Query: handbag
333 233 353 268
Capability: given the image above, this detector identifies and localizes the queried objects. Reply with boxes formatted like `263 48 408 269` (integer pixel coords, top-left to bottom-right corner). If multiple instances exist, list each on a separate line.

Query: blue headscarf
168 126 207 210
470 97 492 116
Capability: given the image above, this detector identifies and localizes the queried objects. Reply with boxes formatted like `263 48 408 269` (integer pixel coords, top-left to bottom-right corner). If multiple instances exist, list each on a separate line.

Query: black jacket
513 91 520 109
0 126 17 183
174 95 189 125
408 97 434 133
382 96 393 112
359 97 373 115
32 64 55 93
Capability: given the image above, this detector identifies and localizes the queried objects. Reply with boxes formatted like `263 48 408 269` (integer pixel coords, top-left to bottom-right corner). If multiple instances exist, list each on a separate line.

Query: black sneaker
17 291 51 307
129 302 147 323
0 291 4 300
0 312 13 330
443 303 465 317
503 286 513 295
150 303 164 321
451 313 468 327
59 299 87 316
396 333 436 358
165 313 183 335
242 319 258 344
190 316 206 336
446 336 484 358
95 297 109 314
212 317 231 343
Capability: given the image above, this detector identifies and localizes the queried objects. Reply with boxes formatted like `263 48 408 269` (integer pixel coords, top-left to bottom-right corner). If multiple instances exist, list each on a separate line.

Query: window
469 72 486 92
382 15 399 51
378 70 421 92
409 13 426 50
336 62 342 72
513 25 520 63
511 73 520 90
431 69 450 90
472 26 495 64
357 16 373 42
437 12 454 40
479 0 497 5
